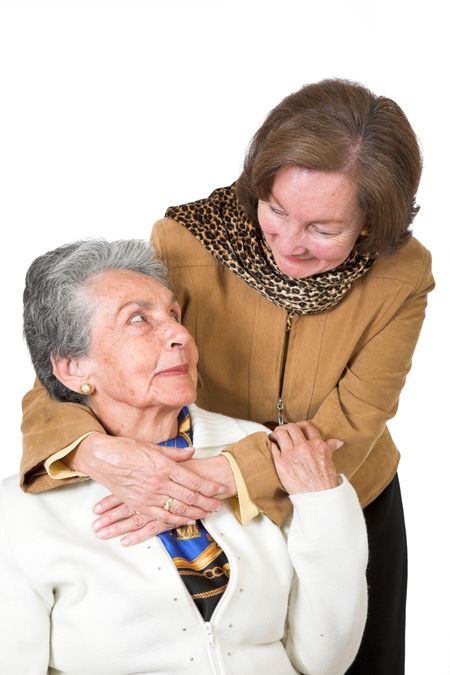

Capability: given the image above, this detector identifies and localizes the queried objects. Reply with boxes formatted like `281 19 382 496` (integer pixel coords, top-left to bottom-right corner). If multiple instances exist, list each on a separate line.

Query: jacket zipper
277 312 295 425
203 621 220 674
156 522 235 674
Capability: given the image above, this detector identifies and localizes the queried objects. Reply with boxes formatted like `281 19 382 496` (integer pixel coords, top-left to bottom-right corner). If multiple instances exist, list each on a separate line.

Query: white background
0 1 449 672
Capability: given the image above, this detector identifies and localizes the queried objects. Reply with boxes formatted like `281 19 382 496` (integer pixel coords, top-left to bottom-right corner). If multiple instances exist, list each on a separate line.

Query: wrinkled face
257 166 364 278
81 269 198 412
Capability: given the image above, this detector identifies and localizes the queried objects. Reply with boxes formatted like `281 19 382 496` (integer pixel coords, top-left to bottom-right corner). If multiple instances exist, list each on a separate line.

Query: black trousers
345 474 407 674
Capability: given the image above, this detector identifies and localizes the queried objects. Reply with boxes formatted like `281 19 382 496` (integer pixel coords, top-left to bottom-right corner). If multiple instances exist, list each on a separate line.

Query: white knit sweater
0 405 368 675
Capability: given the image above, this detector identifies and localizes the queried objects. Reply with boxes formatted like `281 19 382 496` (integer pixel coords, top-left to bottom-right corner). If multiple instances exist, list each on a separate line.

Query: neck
89 399 181 444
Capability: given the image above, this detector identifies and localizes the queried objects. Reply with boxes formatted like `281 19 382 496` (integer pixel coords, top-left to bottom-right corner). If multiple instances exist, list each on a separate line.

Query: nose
278 223 309 255
162 319 192 349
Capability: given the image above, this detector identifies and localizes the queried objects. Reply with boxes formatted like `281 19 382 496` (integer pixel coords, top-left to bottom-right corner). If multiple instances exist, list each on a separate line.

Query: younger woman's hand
90 454 237 546
269 421 342 495
65 432 226 544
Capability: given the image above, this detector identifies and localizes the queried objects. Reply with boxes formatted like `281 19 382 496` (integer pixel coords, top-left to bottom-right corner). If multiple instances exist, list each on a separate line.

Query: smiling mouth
283 254 314 262
155 364 189 377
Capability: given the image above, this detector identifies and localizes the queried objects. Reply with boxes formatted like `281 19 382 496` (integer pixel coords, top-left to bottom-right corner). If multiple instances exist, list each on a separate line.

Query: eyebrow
268 193 346 225
117 294 177 314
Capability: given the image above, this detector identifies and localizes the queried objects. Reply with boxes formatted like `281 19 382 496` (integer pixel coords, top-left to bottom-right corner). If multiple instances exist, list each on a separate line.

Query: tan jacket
151 218 433 507
20 217 433 515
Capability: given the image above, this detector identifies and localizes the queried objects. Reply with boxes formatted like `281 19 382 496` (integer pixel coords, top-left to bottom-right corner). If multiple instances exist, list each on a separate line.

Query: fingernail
92 520 101 531
93 504 102 514
97 528 110 538
120 537 131 547
335 440 344 449
217 486 225 494
186 520 196 525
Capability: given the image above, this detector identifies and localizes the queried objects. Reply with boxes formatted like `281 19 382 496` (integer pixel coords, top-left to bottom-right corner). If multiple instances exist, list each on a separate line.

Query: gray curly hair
23 238 169 404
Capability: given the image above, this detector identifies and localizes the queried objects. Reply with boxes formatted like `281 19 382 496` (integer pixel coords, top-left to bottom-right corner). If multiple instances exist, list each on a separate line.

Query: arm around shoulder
20 379 105 493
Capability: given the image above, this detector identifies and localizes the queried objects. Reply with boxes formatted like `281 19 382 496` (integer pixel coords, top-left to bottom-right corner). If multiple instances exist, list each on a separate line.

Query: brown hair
236 79 422 256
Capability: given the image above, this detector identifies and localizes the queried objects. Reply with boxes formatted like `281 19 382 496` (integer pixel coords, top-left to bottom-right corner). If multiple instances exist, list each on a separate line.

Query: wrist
185 455 237 498
65 431 104 472
213 455 237 498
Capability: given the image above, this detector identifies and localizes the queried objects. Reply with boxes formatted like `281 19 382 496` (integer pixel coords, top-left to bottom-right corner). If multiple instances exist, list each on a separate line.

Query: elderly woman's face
81 269 198 411
257 166 364 278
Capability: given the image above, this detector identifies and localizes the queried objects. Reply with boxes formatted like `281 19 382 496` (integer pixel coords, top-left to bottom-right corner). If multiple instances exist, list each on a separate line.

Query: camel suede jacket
20 216 433 519
150 218 434 509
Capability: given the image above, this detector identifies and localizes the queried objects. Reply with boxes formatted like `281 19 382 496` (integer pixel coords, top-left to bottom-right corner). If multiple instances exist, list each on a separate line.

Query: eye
311 224 334 237
170 309 181 322
269 204 286 217
129 313 146 324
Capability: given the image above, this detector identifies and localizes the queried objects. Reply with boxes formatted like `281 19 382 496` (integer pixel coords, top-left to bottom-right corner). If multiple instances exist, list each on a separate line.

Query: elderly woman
0 239 367 675
19 79 433 674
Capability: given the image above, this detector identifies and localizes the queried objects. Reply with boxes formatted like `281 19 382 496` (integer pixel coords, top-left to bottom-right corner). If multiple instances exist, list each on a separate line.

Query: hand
90 454 237 546
66 433 226 538
269 421 342 495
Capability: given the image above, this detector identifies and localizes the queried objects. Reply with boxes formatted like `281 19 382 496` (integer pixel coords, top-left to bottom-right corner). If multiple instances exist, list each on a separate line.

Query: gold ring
163 497 174 512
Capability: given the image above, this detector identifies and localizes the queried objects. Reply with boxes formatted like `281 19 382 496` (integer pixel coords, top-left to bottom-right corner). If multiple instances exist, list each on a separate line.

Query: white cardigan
0 405 368 675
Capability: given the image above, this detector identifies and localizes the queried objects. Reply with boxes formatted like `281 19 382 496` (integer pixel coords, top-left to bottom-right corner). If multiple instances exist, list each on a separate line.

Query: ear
50 354 94 395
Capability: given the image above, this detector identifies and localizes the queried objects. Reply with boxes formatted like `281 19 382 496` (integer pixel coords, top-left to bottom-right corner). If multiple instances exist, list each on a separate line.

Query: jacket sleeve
311 251 434 504
284 478 368 675
225 433 291 526
20 379 105 493
0 487 51 673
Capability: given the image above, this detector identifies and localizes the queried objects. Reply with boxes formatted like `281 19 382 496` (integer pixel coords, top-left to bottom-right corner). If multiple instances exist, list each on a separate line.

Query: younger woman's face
257 166 364 278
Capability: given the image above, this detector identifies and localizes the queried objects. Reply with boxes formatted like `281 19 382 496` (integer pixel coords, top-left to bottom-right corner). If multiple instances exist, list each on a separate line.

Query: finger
268 427 295 453
93 493 124 515
95 513 147 540
159 445 195 462
130 481 222 513
297 421 322 440
168 464 225 499
168 497 214 520
326 438 344 453
95 505 200 540
162 481 222 513
119 517 195 547
270 425 307 455
92 502 137 532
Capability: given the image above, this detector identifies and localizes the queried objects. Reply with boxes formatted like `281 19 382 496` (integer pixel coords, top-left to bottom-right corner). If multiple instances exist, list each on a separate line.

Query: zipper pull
286 312 294 332
277 397 284 426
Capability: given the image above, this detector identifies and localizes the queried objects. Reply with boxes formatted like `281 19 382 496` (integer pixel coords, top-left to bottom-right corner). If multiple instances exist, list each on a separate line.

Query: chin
277 259 330 278
167 386 197 409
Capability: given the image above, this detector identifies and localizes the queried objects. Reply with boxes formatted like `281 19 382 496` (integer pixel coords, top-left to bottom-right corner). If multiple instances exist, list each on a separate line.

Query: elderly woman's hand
66 433 231 544
269 421 342 494
90 454 237 546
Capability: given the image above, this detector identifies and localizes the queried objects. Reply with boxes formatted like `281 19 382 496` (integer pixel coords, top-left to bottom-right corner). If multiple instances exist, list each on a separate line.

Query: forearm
225 432 291 526
20 379 104 492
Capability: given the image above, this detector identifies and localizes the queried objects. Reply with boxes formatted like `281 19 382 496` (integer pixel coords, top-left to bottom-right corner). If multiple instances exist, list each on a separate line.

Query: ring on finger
163 497 174 512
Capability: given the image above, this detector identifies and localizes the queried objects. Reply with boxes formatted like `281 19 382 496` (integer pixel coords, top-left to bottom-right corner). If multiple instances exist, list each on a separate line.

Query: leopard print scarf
166 184 375 314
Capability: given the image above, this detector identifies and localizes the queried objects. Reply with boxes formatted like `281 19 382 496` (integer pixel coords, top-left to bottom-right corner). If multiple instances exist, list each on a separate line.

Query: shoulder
189 404 269 451
367 237 433 290
151 217 218 268
151 185 236 268
1 473 103 523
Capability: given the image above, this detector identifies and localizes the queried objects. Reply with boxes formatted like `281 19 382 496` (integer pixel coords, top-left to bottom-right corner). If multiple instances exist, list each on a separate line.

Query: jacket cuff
225 432 292 526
